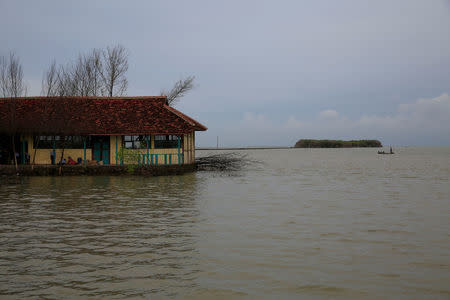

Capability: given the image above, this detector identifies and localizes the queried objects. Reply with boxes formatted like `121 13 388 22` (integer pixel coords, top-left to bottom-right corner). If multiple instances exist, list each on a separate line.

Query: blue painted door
102 141 109 165
93 142 102 162
92 137 110 165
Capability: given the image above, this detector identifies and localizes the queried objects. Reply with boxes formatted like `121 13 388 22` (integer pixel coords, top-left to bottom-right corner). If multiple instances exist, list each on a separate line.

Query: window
34 136 56 149
154 135 179 149
123 135 150 149
65 136 89 149
33 136 91 149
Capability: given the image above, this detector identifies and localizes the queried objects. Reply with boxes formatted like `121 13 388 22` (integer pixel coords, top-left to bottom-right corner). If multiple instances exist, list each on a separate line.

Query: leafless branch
41 60 58 96
0 52 27 97
0 52 27 171
196 152 260 172
100 44 128 97
161 75 195 106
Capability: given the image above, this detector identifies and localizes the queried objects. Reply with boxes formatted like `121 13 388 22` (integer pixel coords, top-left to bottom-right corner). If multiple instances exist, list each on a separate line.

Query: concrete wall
0 164 196 176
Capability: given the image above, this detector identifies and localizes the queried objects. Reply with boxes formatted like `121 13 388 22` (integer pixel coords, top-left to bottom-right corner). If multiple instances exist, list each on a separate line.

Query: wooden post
146 135 149 165
53 137 56 160
21 138 25 164
83 138 87 166
115 136 118 165
177 135 181 165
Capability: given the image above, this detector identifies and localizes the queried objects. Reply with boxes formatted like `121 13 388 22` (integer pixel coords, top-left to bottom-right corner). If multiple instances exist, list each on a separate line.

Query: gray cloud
1 0 450 146
206 94 450 147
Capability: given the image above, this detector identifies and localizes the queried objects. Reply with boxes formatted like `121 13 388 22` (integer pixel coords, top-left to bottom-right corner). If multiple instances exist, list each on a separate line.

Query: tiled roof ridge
0 96 166 102
0 95 207 134
164 104 208 131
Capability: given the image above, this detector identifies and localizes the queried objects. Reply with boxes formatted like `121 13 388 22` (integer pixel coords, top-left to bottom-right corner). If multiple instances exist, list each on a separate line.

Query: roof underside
0 96 207 135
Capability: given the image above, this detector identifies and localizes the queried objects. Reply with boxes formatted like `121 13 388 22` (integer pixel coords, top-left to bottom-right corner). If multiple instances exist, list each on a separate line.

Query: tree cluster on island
294 139 382 148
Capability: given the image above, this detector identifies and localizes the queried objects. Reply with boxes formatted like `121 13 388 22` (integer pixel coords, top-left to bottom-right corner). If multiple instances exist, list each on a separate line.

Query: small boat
378 147 394 155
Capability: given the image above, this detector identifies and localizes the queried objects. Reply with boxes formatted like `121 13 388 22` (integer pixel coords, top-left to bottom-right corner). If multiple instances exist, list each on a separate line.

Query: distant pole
217 136 219 149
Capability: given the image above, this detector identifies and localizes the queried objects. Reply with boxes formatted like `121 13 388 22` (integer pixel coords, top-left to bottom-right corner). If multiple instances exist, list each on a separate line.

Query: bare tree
161 75 195 106
0 52 27 97
43 45 127 98
71 49 104 96
41 60 58 96
100 44 128 97
0 52 27 170
32 61 60 168
89 49 103 96
0 56 7 97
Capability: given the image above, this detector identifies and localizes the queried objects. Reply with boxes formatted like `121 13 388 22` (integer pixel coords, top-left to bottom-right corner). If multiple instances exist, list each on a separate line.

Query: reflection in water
0 174 203 298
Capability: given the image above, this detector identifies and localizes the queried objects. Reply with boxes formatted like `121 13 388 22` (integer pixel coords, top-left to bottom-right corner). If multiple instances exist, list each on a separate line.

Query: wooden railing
120 153 184 166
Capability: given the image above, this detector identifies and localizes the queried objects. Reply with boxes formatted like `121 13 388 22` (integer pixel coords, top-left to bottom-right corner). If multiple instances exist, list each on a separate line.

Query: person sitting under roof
67 156 77 165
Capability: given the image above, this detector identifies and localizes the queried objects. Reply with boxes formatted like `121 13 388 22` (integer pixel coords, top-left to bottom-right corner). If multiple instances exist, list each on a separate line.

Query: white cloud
358 93 450 133
319 109 339 119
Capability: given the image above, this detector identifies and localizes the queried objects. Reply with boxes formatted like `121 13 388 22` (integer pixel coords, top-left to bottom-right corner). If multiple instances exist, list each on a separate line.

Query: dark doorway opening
0 134 11 164
0 135 26 165
92 136 110 165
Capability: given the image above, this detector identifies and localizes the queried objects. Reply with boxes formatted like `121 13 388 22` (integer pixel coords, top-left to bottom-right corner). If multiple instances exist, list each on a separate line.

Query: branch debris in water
196 152 259 172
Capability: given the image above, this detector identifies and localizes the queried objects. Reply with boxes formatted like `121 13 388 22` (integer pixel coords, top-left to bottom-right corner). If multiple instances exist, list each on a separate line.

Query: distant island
294 139 382 148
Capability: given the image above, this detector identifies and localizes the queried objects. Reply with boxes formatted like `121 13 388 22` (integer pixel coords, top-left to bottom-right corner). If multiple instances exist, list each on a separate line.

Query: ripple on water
1 148 450 298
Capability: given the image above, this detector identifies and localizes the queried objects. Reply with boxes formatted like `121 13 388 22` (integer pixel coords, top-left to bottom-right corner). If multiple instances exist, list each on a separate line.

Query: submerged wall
0 164 196 176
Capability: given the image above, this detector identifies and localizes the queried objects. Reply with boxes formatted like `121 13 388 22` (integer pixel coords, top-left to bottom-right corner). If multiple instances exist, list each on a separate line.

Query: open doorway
91 136 110 165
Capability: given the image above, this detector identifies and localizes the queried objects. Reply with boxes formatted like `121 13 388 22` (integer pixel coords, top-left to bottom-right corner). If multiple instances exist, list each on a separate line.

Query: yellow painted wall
22 133 197 165
25 135 92 165
113 134 190 165
109 135 122 165
183 132 195 164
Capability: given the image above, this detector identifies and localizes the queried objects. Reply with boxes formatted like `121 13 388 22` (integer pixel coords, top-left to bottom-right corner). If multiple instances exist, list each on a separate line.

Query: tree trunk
31 136 40 170
58 138 66 176
11 135 18 172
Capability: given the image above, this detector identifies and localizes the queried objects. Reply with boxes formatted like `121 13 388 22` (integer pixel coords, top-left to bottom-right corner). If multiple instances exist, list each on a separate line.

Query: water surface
0 147 449 299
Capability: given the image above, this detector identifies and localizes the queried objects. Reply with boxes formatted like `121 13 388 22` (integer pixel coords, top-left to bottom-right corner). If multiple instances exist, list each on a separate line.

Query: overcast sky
1 0 449 146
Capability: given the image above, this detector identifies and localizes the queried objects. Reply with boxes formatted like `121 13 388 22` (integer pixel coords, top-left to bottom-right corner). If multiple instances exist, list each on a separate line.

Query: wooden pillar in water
177 135 181 165
53 137 56 165
115 136 118 165
83 138 87 166
21 137 25 164
146 135 149 165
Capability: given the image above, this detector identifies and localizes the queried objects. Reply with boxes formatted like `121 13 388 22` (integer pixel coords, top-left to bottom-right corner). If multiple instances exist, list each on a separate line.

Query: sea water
0 147 449 299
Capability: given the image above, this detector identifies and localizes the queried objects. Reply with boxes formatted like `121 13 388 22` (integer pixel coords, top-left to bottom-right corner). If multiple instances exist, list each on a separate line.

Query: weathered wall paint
24 133 197 165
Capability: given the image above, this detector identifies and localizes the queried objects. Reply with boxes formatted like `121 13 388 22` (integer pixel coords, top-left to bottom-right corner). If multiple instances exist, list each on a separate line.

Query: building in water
0 96 207 165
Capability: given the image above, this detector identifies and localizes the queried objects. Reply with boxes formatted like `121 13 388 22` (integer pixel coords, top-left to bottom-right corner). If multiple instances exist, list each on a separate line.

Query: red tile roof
0 96 207 135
